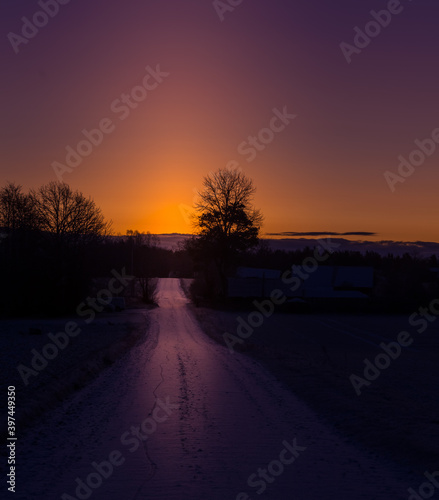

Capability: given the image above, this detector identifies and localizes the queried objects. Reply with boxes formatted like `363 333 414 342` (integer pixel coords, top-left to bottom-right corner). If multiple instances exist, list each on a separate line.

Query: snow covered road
15 278 413 499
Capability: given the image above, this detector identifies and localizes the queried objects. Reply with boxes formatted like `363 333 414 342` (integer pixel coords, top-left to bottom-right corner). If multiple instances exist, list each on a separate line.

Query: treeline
187 235 439 311
243 243 439 273
233 244 439 311
0 182 192 316
0 182 111 316
89 232 193 282
1 180 438 316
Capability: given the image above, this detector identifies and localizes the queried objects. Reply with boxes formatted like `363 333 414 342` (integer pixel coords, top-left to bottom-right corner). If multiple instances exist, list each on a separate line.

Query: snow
7 279 416 499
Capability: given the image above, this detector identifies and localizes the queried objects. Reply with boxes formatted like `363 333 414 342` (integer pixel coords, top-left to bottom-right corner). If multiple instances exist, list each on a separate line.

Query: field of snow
0 309 150 437
1 279 425 500
187 288 439 475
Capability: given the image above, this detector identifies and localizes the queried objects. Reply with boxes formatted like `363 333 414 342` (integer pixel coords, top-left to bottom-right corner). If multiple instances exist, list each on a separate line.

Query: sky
1 0 439 242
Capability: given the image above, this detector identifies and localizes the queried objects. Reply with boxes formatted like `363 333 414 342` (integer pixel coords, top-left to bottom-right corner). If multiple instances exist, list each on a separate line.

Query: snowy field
0 309 149 436
188 291 439 475
1 279 435 499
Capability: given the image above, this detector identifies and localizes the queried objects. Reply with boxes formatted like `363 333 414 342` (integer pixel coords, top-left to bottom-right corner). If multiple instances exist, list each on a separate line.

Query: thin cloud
266 231 377 237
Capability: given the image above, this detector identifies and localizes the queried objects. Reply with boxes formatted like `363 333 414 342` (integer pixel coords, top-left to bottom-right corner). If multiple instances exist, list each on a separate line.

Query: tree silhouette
189 168 263 297
0 182 37 231
32 181 111 244
0 181 113 315
126 230 160 304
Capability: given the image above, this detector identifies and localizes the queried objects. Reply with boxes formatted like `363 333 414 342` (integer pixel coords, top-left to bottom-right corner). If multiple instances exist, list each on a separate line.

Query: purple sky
2 0 439 241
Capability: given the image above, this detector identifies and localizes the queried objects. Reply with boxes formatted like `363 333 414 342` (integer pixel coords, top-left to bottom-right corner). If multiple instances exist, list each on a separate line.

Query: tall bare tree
190 168 263 296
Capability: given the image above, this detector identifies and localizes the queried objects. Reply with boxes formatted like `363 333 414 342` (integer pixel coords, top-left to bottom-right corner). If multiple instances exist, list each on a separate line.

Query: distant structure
228 265 374 304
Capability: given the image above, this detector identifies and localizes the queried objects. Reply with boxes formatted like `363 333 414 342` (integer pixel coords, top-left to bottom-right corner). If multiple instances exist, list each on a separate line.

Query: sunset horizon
2 177 438 244
2 1 439 499
3 1 439 245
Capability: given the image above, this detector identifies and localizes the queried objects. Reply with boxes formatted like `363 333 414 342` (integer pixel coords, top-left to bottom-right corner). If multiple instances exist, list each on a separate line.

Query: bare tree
0 181 112 314
0 182 37 231
32 182 111 243
126 230 160 249
190 168 263 296
195 169 263 242
126 230 159 304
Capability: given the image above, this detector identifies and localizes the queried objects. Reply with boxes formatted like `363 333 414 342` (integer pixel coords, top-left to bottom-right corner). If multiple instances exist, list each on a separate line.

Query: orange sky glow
2 1 439 243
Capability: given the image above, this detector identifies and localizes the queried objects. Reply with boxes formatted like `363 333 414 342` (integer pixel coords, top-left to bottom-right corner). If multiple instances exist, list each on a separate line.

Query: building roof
291 265 373 290
229 265 373 299
333 266 374 288
236 267 281 279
